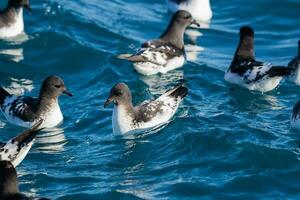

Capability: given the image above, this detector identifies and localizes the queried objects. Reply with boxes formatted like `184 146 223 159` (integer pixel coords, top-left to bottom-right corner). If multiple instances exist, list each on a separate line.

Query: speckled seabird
0 0 32 38
118 10 200 76
0 119 42 167
166 0 213 23
0 161 50 200
225 26 293 93
104 83 188 134
287 40 300 84
0 75 73 128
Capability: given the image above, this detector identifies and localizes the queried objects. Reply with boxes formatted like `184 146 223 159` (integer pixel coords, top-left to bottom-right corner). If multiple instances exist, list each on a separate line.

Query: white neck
112 105 133 134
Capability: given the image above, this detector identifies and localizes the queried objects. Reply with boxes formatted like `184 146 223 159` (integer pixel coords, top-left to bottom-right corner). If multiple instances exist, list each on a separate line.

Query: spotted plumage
225 26 293 92
286 40 300 84
104 83 188 134
0 75 72 128
118 10 200 76
0 119 42 167
0 161 50 200
0 0 31 38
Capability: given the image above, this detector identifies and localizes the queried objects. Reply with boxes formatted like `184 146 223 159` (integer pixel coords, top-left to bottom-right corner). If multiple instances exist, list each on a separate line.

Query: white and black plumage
0 0 31 38
287 40 300 84
225 26 293 93
0 119 42 167
0 161 50 200
118 10 200 76
0 75 73 128
166 0 213 23
104 83 188 134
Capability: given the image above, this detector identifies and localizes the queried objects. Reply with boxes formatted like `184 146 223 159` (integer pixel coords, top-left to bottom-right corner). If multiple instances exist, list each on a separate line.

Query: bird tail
0 87 10 104
268 66 294 78
12 119 44 146
167 83 188 99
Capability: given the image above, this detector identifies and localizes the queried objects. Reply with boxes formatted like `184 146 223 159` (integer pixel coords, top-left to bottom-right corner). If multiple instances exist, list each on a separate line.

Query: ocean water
0 0 300 199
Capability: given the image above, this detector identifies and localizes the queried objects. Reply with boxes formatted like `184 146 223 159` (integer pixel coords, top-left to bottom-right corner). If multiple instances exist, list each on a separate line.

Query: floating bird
118 10 200 76
0 119 42 167
225 26 292 93
0 0 32 38
286 40 300 84
0 161 50 200
104 83 188 134
166 0 213 23
0 75 73 128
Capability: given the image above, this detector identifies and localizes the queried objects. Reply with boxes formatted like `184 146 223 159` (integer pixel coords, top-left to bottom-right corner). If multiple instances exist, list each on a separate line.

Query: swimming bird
104 83 188 134
166 0 213 23
118 10 200 76
0 119 42 167
0 75 73 128
286 40 300 85
224 26 292 93
0 161 50 200
0 0 32 38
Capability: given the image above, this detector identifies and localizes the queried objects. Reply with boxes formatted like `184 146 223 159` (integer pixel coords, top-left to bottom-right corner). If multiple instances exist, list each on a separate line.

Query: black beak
24 4 32 13
104 97 114 108
63 89 73 97
191 19 200 27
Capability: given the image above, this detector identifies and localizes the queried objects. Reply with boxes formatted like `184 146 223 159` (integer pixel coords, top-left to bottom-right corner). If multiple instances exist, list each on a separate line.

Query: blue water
0 0 300 199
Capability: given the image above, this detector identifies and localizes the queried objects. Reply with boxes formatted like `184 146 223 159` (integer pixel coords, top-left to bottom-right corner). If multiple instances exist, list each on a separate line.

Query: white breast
112 105 134 134
0 8 24 38
42 102 63 128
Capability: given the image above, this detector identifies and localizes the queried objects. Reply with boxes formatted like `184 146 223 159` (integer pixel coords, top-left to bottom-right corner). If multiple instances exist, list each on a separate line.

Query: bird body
118 10 199 76
105 83 188 134
225 26 292 92
0 76 72 128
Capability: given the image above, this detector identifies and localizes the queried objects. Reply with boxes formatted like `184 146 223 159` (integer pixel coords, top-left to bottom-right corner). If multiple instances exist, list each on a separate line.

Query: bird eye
115 91 122 96
54 85 61 88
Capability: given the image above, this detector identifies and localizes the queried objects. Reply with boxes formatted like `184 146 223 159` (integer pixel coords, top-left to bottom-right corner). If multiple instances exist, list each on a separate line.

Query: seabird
0 119 42 167
0 161 50 200
224 26 292 93
286 40 300 84
118 10 200 76
0 0 32 38
104 83 188 134
0 75 73 128
166 0 213 23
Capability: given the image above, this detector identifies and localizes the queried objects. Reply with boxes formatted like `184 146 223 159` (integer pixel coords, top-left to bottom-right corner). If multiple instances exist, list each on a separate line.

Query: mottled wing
0 119 42 166
242 61 272 83
3 96 38 123
134 99 165 123
134 40 183 65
